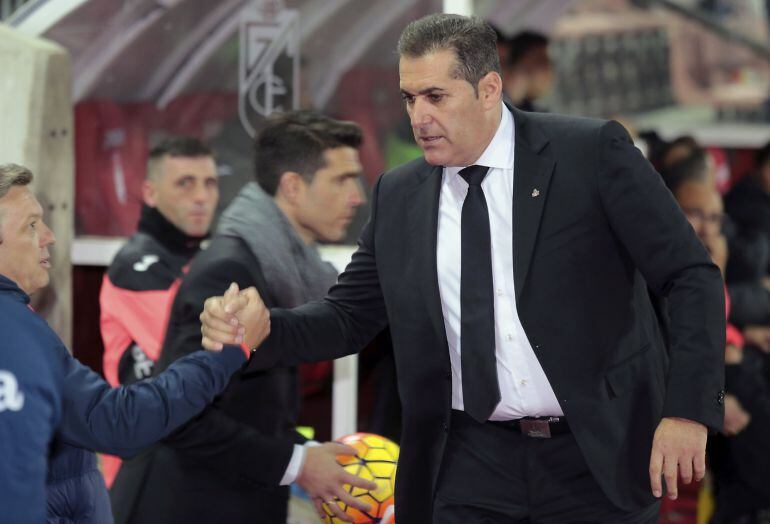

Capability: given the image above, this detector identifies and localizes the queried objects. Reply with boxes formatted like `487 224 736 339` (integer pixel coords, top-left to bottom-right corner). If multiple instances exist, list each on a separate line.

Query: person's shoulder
190 236 256 274
105 232 181 291
523 110 613 140
523 112 637 159
179 236 259 294
378 156 434 192
0 304 67 386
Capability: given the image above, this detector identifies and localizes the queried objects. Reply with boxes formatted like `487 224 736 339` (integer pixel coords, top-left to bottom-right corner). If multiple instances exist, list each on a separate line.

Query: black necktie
459 165 500 423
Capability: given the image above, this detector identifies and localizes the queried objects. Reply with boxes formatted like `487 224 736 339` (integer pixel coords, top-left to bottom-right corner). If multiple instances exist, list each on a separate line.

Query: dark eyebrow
400 87 446 97
335 171 362 180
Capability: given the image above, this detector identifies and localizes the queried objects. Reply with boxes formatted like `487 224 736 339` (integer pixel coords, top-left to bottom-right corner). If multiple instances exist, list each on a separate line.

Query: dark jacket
709 350 770 520
723 179 770 326
246 109 726 523
111 236 304 524
725 174 770 261
0 273 244 524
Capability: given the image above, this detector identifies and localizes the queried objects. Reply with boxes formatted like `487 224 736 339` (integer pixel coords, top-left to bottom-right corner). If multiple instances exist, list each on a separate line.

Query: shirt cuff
280 440 320 486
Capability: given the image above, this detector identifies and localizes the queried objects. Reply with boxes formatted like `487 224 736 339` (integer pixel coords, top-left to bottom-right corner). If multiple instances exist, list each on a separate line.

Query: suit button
445 371 452 380
717 390 725 405
442 421 449 433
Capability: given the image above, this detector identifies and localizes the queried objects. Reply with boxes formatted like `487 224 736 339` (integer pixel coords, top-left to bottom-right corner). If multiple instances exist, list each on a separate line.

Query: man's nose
411 99 433 128
350 180 366 208
193 183 209 202
41 223 55 246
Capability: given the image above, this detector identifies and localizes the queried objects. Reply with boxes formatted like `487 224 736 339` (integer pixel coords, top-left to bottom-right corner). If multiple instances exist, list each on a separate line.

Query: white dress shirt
437 104 563 420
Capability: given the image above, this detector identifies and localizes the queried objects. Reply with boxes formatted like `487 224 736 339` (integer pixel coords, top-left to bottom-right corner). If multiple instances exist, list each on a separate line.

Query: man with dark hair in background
202 14 725 523
110 111 376 524
502 30 553 112
99 137 219 486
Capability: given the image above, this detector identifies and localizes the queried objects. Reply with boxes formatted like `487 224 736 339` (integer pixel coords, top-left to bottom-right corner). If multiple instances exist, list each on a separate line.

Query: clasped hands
200 283 270 352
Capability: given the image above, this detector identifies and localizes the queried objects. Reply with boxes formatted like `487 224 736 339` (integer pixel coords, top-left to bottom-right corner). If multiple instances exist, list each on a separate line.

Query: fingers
240 286 263 303
649 448 663 498
201 335 223 352
679 456 693 485
200 311 243 345
326 443 359 457
223 282 240 304
341 470 379 492
312 498 326 521
224 290 249 315
200 307 241 335
333 485 372 514
693 452 706 482
663 455 678 500
200 292 246 350
325 499 354 522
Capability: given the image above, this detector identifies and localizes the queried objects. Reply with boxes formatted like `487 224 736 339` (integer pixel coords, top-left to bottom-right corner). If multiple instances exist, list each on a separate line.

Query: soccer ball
322 432 399 523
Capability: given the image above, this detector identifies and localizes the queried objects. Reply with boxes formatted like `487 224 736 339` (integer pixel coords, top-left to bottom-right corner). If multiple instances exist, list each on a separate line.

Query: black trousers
433 410 660 524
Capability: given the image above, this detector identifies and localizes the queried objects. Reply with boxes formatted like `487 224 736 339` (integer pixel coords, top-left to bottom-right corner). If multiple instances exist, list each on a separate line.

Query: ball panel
330 432 400 522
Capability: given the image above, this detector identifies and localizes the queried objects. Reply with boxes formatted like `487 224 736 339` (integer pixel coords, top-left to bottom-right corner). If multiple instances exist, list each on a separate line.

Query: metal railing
0 0 30 21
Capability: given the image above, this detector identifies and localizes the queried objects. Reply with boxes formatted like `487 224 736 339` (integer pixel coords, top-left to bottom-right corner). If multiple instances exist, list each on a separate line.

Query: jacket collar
0 273 30 304
137 204 206 257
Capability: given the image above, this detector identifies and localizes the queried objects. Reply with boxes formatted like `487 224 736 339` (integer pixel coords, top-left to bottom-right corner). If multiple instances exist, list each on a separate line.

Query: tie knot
459 165 489 186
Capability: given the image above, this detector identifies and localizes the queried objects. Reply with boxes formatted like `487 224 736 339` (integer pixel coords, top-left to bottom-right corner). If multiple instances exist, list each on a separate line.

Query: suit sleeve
596 121 725 432
156 257 305 487
247 175 390 372
56 345 244 457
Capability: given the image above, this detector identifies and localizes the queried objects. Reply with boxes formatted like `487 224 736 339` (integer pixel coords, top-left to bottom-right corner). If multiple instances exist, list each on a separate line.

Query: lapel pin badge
531 188 540 198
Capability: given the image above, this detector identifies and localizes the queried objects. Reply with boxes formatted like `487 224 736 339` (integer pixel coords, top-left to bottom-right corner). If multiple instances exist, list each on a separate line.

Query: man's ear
478 71 503 109
276 171 305 204
142 180 157 207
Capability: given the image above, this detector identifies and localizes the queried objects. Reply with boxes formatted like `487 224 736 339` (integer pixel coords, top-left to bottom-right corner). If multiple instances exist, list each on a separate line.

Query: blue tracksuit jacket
0 273 245 523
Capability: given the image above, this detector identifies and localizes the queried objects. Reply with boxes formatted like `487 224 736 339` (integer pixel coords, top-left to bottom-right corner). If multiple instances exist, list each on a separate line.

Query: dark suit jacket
111 236 303 524
247 108 726 523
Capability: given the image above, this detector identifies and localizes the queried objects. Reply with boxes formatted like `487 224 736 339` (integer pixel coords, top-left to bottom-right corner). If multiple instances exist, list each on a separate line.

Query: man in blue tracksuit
0 164 250 524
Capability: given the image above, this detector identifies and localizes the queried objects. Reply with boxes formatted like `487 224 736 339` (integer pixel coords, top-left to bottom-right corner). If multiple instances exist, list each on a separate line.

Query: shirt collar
446 103 514 177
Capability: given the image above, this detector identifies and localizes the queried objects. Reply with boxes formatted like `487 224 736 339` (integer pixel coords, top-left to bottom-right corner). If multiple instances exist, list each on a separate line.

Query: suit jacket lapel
407 162 448 346
511 108 556 301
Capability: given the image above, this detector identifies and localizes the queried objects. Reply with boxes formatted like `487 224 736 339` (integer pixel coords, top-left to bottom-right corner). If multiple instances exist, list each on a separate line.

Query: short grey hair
0 163 33 199
397 14 501 95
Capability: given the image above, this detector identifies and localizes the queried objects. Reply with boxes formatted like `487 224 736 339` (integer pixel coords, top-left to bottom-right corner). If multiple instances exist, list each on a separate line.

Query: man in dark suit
201 14 726 524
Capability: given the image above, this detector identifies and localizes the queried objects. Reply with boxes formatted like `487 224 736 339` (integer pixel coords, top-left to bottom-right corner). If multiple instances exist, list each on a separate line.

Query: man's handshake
200 283 270 351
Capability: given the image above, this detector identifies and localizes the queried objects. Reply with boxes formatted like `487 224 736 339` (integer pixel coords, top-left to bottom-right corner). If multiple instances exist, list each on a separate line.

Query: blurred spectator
502 31 553 112
667 174 770 524
98 137 219 487
660 135 700 170
657 140 770 336
660 146 713 191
